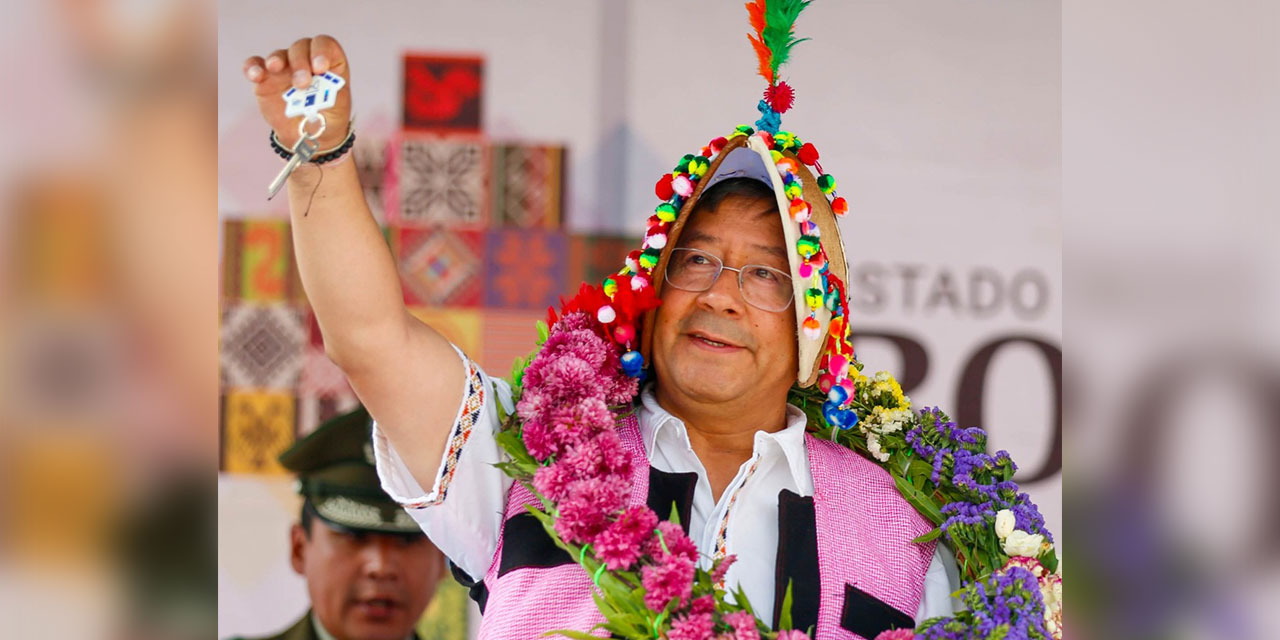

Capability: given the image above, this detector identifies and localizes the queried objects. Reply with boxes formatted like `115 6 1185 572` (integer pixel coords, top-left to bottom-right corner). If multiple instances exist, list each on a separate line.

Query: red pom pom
709 137 728 154
655 174 674 200
831 196 849 216
765 81 796 113
798 142 819 165
757 130 774 149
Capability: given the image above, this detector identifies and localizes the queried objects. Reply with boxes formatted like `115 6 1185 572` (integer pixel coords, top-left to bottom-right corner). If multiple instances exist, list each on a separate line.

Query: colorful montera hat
602 0 861 428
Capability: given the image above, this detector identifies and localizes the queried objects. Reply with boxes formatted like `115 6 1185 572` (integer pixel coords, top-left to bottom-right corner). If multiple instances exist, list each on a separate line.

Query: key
267 134 320 199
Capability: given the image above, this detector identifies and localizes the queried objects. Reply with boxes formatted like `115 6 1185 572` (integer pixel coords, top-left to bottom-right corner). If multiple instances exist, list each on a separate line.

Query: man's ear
289 523 308 575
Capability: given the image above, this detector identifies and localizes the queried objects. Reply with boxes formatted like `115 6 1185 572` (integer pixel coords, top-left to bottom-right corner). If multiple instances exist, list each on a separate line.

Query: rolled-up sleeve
371 344 514 582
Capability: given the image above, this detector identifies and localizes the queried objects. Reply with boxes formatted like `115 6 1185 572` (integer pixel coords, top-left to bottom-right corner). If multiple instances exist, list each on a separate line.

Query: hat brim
310 494 423 535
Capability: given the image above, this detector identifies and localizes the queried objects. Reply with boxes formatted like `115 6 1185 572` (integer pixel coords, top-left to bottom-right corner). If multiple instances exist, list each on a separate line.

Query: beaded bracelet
269 125 356 165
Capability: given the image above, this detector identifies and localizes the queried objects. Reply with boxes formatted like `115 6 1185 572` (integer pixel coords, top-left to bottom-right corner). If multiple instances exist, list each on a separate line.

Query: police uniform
233 406 424 640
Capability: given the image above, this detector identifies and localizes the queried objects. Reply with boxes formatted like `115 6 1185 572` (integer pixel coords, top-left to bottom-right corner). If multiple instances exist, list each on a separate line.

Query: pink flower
554 475 628 544
546 396 614 452
641 553 695 611
593 506 658 570
646 520 699 563
710 554 737 584
532 461 575 501
873 630 914 640
775 632 811 640
521 415 556 461
690 595 714 616
722 611 759 640
563 428 632 478
666 610 714 640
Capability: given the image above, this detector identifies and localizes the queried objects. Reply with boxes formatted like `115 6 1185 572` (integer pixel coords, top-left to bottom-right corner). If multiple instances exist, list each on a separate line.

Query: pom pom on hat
673 174 694 197
802 316 822 340
831 196 849 216
645 233 668 250
655 202 678 222
597 305 617 324
655 174 675 200
798 142 819 165
817 174 837 194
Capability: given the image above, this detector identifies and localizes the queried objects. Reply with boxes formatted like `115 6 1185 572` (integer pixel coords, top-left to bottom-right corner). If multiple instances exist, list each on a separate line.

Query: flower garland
493 287 1063 639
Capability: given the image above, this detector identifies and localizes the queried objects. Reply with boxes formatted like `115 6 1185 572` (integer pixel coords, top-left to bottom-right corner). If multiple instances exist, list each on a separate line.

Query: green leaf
536 320 550 344
892 473 945 524
668 502 681 527
778 580 795 630
912 527 943 544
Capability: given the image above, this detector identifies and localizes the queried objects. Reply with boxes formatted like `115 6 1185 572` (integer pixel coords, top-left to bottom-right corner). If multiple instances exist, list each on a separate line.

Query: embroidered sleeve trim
399 358 485 509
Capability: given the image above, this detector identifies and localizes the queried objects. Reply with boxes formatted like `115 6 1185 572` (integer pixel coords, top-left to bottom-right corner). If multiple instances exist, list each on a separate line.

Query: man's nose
361 536 400 580
695 267 747 313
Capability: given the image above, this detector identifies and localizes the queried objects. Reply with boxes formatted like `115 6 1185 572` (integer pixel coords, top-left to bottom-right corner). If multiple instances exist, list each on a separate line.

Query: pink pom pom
672 174 694 197
828 354 849 378
798 262 813 279
614 323 635 344
817 372 836 393
631 275 649 290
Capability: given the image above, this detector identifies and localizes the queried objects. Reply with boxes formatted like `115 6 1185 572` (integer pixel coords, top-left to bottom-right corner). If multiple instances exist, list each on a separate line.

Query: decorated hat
599 0 861 428
278 406 421 534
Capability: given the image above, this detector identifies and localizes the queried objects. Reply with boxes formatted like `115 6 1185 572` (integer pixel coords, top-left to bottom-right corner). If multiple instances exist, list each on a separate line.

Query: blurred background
0 0 1272 638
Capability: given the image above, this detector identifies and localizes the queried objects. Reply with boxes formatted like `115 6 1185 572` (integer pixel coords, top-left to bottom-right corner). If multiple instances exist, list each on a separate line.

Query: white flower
866 433 890 462
1002 529 1044 558
994 509 1016 539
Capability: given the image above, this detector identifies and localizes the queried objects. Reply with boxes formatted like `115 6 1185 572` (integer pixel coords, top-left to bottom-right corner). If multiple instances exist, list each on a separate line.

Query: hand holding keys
243 35 354 198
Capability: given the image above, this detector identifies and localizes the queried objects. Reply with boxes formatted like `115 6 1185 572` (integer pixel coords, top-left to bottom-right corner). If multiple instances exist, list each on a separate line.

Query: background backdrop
217 1 1061 637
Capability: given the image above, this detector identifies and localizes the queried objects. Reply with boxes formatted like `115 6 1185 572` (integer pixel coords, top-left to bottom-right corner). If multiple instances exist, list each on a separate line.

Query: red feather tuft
765 81 795 113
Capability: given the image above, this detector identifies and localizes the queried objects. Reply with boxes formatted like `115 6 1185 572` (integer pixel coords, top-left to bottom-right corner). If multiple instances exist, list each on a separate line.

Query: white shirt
373 345 960 623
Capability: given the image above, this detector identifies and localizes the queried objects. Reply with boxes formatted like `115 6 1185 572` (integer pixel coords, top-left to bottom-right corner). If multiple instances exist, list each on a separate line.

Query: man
232 407 448 640
242 28 958 639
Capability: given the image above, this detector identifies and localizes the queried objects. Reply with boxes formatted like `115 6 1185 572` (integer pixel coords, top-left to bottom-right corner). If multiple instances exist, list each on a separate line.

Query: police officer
235 406 447 640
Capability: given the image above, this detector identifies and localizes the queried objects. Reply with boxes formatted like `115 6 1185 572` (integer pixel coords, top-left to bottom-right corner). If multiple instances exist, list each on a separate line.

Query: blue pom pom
822 401 844 428
827 385 849 406
620 350 645 378
844 410 859 429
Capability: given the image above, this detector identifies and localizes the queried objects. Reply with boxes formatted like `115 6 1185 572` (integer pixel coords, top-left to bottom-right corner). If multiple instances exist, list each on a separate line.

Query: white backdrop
218 1 1060 637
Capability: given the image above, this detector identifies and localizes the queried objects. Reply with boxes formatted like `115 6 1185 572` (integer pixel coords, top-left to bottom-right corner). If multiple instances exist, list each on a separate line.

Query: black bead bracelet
270 128 356 165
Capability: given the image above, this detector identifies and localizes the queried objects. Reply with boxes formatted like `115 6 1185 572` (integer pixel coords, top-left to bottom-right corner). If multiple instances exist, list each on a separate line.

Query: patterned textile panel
483 228 567 310
490 144 564 228
383 134 490 230
394 228 486 307
221 389 296 475
220 303 306 390
402 54 483 134
221 220 307 303
566 234 641 290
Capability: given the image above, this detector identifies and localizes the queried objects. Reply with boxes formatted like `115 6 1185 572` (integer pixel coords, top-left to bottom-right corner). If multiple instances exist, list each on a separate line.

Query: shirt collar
637 384 812 492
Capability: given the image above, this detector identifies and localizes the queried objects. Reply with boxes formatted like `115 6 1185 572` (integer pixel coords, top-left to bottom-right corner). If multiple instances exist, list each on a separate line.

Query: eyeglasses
664 248 794 312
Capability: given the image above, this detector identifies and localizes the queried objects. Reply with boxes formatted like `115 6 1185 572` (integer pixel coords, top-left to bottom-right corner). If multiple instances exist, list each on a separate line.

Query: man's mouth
353 596 402 618
687 332 743 350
